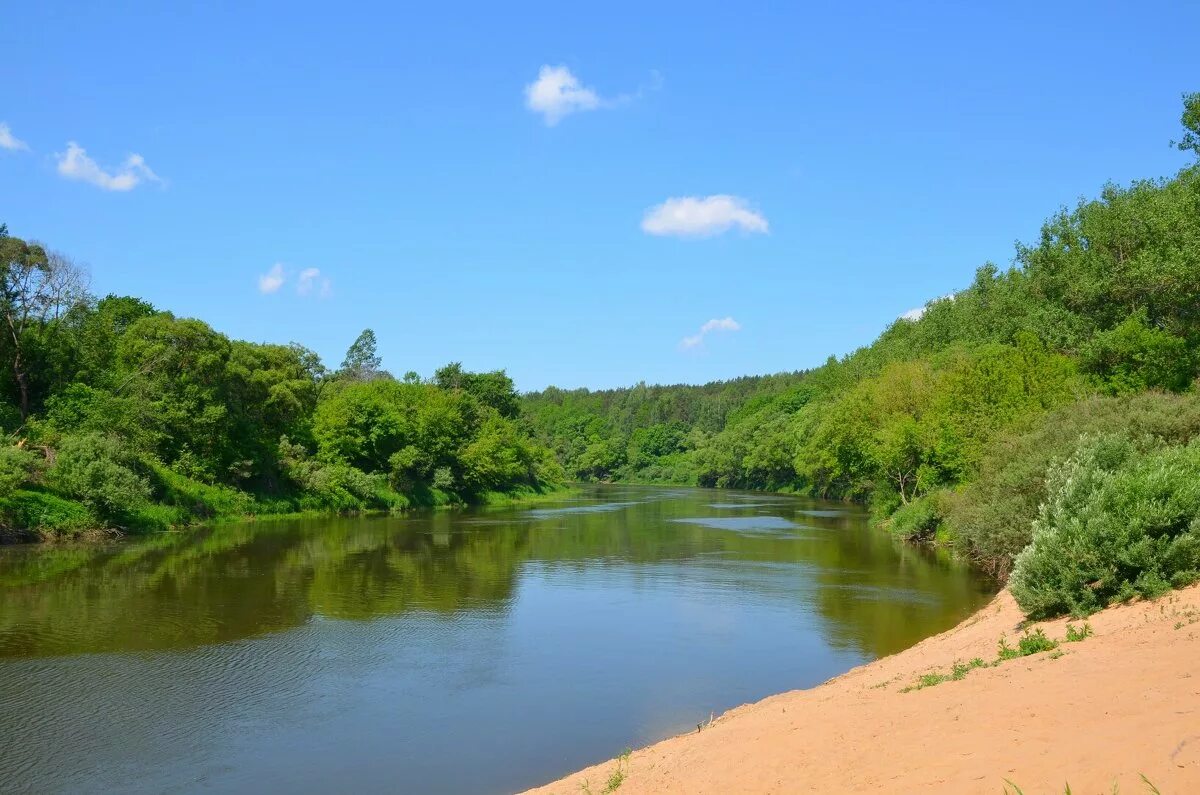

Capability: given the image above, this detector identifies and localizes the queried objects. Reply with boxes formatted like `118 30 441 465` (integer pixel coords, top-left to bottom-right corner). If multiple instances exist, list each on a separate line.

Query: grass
603 748 632 792
1064 622 1093 642
0 488 99 541
1172 607 1199 630
902 626 1081 692
903 658 989 691
1003 775 1162 794
476 483 577 507
3 473 572 544
997 628 1058 660
603 767 626 793
582 748 632 794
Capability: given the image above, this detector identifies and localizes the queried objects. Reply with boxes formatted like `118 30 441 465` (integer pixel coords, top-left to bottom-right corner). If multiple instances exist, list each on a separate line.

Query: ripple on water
525 501 640 517
0 484 994 795
670 516 816 538
707 502 777 509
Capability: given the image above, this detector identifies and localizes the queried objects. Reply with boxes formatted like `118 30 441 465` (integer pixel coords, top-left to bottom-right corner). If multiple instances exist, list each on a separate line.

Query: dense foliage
6 96 1200 619
523 96 1200 613
0 237 561 540
1010 434 1200 618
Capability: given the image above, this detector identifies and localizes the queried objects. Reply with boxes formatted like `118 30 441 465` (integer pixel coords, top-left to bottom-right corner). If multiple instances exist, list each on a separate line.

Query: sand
522 585 1200 794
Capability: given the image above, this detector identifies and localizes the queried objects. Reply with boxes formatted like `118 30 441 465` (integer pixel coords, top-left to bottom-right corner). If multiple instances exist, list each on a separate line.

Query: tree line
0 248 562 541
522 93 1200 616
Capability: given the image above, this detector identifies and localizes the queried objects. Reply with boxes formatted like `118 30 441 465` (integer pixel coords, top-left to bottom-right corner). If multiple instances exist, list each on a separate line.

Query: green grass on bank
1 473 575 544
899 624 1092 693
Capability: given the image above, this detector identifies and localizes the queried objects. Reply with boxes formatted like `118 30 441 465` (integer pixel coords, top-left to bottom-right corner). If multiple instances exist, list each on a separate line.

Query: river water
0 485 993 794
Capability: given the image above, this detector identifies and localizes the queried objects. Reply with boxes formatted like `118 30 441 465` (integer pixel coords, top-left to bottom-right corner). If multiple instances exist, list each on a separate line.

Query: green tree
434 362 520 419
1080 313 1193 393
1173 91 1200 156
116 314 234 480
0 230 88 418
340 328 384 381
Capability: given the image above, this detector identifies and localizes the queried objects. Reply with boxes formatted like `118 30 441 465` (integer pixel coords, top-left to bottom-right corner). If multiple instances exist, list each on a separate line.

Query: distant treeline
0 250 562 541
523 93 1200 616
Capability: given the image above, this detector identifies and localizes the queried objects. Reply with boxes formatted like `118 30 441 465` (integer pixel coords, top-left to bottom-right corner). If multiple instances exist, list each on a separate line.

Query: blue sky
2 1 1197 391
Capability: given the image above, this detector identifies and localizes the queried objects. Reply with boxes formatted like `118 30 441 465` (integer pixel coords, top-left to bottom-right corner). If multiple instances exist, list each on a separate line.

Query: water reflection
0 485 994 794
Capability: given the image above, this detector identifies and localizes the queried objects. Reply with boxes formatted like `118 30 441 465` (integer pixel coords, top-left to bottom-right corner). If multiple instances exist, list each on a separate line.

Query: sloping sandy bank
523 585 1200 794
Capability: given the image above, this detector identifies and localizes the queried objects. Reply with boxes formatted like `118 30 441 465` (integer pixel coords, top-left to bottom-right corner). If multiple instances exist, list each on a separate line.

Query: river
0 484 994 794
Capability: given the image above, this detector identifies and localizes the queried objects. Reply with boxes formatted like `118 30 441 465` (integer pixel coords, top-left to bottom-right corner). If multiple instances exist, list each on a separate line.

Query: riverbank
524 585 1200 794
0 483 575 545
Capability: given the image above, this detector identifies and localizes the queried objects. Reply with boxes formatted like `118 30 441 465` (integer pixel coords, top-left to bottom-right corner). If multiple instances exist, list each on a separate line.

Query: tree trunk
13 348 28 420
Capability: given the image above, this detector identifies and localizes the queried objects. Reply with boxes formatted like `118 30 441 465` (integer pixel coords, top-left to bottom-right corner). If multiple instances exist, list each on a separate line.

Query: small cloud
899 294 955 322
524 65 657 126
258 263 286 294
0 123 29 152
525 65 601 125
642 195 769 238
296 267 319 294
56 141 162 191
297 267 332 298
680 316 741 350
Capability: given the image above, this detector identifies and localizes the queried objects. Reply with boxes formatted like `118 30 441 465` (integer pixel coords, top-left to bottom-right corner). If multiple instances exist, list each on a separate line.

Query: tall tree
0 227 88 419
340 328 384 381
434 362 521 418
1174 91 1200 156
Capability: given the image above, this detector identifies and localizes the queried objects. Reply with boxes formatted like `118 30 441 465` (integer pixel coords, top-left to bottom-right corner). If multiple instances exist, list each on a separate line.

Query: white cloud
296 267 332 298
525 65 602 125
680 316 741 350
56 141 162 191
0 123 28 152
641 195 769 238
297 267 319 293
258 263 286 294
524 65 661 126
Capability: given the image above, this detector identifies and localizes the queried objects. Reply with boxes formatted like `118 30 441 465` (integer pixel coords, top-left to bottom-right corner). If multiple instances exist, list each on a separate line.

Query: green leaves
47 433 150 522
1010 434 1200 618
1080 313 1193 394
310 371 551 501
1172 91 1200 156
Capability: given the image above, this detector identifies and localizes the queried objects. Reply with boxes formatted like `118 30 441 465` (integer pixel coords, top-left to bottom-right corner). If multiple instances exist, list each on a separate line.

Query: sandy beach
524 585 1200 794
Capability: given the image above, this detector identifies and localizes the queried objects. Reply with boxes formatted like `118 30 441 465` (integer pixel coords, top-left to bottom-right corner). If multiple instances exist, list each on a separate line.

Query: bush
1080 314 1193 394
889 494 943 542
40 383 158 450
943 392 1200 577
47 433 150 523
997 628 1058 659
0 489 97 539
280 435 375 511
1010 435 1200 618
0 445 41 495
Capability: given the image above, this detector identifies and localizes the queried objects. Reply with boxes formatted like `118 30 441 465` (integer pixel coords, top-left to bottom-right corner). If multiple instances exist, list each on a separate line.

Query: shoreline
523 585 1200 794
0 483 577 546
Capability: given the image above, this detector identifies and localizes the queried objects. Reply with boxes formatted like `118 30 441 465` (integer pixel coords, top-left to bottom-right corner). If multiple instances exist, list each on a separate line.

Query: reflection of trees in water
0 489 994 659
0 516 533 657
808 537 995 658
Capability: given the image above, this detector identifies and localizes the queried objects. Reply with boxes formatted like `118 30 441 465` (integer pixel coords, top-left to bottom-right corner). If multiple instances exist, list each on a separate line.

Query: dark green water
0 485 994 794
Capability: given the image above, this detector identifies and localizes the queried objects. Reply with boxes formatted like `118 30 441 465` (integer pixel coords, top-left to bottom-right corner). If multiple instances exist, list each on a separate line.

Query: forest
0 257 563 542
522 93 1200 615
4 94 1199 619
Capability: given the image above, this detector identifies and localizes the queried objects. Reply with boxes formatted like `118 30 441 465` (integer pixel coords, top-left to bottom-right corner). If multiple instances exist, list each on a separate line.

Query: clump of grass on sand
901 625 1092 692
